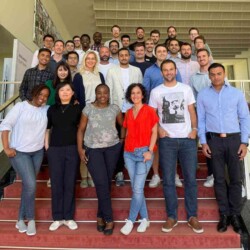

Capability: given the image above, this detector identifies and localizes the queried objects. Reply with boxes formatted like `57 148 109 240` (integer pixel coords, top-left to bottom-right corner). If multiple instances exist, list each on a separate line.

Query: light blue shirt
197 81 250 144
143 63 182 100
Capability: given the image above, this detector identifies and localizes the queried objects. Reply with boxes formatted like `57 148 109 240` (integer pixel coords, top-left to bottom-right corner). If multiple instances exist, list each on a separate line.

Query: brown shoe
188 216 204 233
97 217 105 232
162 218 178 232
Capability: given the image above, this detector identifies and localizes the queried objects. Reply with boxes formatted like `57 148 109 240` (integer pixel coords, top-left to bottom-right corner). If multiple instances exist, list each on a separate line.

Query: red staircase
0 151 242 249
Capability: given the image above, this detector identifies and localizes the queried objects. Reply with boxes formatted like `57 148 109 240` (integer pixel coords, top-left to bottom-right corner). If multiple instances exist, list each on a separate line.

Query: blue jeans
9 148 44 220
124 146 153 222
159 137 197 220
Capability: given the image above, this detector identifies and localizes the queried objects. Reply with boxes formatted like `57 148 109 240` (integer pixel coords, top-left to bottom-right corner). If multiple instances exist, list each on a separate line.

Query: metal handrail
0 94 19 113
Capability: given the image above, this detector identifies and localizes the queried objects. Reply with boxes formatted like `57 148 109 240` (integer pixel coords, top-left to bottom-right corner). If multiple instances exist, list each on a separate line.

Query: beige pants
80 162 92 179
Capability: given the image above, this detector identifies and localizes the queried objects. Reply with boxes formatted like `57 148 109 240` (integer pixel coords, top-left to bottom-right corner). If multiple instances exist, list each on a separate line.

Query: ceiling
54 0 250 59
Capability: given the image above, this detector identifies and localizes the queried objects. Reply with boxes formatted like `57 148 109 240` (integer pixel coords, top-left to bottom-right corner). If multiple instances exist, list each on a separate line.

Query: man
104 25 123 48
31 34 54 67
98 46 116 80
90 32 103 52
66 51 79 80
176 42 199 86
129 27 145 51
164 25 177 46
143 45 182 188
149 59 203 234
197 63 250 234
108 40 120 65
130 43 152 76
48 40 65 74
150 29 161 46
106 48 143 186
73 35 83 56
78 34 91 66
192 35 213 63
190 49 213 188
167 38 181 62
63 40 75 60
19 48 53 101
145 38 156 63
121 34 135 63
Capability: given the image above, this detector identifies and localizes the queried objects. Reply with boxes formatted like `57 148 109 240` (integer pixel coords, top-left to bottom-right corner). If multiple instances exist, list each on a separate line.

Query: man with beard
145 38 156 63
129 27 145 51
78 34 92 66
104 25 123 48
176 42 199 86
98 46 116 80
121 35 135 63
165 26 183 48
150 29 161 46
90 32 103 52
167 38 181 63
109 40 120 65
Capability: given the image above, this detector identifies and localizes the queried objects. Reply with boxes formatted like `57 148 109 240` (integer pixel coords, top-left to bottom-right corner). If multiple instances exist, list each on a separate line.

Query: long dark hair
55 82 76 105
53 61 72 88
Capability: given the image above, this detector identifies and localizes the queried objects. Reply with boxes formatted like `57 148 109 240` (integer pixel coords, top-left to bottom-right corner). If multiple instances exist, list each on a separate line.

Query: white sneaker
64 220 78 230
149 174 160 188
15 220 27 233
203 174 214 187
242 185 246 198
49 220 64 231
120 219 133 235
26 220 36 236
175 174 183 187
137 218 150 233
47 179 51 188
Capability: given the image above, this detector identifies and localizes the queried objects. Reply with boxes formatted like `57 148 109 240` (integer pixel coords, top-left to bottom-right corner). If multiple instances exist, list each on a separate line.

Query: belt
206 132 240 138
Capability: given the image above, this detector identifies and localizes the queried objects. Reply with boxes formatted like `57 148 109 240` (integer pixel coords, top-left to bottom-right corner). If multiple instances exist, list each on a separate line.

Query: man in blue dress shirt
197 63 250 235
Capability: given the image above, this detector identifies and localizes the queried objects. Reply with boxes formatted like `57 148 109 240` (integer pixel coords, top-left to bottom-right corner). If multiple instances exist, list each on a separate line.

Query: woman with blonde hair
73 50 105 188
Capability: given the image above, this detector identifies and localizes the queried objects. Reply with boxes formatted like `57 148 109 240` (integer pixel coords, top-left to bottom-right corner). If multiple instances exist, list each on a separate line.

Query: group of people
0 24 249 238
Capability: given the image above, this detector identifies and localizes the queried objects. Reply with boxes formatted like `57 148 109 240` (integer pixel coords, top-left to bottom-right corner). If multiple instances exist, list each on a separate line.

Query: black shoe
97 218 105 232
103 222 114 236
217 215 231 233
231 215 243 235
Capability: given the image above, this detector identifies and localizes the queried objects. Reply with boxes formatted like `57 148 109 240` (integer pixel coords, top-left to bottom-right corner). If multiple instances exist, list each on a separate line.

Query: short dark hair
54 40 65 46
73 35 80 40
134 42 145 49
65 40 75 47
180 42 192 50
80 34 91 41
121 34 131 41
118 47 130 56
31 84 50 99
160 59 177 71
167 26 177 32
66 51 79 60
109 40 120 48
136 27 144 32
196 48 210 57
38 48 51 55
55 82 76 105
168 38 180 47
194 35 206 44
95 83 110 94
125 83 147 104
53 61 72 88
111 25 121 32
208 63 225 73
189 27 200 35
150 29 161 36
43 34 54 41
155 44 167 53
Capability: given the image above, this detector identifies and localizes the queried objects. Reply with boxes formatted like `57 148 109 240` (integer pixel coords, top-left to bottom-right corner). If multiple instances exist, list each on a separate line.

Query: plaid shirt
19 66 54 101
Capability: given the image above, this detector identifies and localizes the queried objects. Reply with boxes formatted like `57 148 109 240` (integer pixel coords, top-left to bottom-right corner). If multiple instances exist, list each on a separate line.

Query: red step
0 199 219 221
4 180 215 199
0 222 240 249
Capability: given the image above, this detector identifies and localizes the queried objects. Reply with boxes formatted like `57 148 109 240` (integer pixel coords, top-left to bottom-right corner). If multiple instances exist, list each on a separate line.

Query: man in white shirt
104 25 123 48
149 59 203 234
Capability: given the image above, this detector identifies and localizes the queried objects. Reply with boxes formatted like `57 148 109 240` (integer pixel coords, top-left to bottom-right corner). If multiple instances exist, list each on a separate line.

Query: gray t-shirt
83 103 120 148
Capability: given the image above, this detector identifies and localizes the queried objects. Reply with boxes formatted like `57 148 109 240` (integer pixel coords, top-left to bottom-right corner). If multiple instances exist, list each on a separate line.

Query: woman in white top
0 84 50 236
73 50 105 188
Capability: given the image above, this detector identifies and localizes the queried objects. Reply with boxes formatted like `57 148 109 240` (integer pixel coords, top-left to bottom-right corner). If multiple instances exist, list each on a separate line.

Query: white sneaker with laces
120 219 133 235
15 220 27 233
175 174 183 187
137 218 150 233
203 174 214 187
149 174 160 188
64 220 78 230
49 220 64 231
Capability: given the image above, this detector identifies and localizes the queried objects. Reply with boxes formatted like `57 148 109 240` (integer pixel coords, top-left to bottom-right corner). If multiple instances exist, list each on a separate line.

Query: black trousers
47 145 79 221
86 142 122 222
207 134 242 215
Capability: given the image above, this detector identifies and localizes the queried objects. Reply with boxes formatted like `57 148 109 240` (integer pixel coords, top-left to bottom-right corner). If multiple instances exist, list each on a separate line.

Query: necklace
60 104 70 113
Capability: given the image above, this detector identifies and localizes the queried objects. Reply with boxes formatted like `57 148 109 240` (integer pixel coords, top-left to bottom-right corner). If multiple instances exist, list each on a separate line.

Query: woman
120 83 158 235
45 83 82 231
77 84 122 236
45 61 72 106
0 84 50 236
74 51 105 188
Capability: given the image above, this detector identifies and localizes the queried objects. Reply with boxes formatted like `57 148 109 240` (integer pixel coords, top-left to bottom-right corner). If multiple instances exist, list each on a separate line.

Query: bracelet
192 127 198 131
